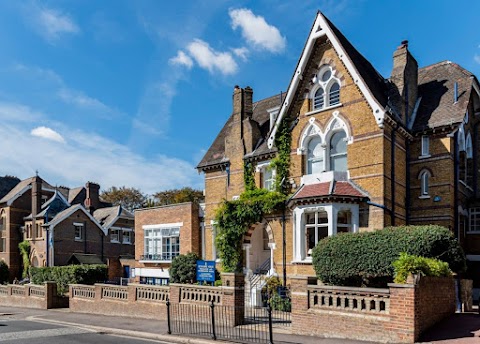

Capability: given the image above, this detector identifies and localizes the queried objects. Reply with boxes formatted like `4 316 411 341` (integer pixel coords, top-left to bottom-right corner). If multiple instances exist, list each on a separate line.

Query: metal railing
139 253 179 261
167 300 275 344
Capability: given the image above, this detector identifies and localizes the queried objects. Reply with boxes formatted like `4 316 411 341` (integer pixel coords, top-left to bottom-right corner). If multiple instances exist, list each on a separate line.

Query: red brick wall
291 276 455 343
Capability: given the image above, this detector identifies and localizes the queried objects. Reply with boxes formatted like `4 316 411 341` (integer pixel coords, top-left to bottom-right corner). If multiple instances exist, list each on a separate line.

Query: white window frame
122 229 132 244
328 130 348 172
419 170 431 198
310 65 341 112
74 222 84 241
420 135 430 158
468 208 480 233
142 224 181 262
306 136 325 175
256 161 276 191
110 228 120 243
292 204 359 263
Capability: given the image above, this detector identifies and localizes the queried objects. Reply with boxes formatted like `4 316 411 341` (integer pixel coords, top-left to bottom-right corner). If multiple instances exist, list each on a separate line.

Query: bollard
166 298 171 335
267 302 274 344
210 300 217 340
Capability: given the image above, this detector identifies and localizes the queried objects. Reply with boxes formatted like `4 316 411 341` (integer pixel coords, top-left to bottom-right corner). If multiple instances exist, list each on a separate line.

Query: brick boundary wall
290 275 455 343
69 273 246 322
0 282 67 309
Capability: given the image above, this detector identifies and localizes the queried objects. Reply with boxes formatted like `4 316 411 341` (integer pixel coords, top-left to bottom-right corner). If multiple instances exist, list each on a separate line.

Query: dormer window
311 66 341 111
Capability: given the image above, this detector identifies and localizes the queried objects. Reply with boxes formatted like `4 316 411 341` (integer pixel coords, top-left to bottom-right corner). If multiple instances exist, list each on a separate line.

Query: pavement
0 305 479 344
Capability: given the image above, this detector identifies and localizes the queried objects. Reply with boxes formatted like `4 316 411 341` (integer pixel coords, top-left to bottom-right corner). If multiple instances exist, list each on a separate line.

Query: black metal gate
167 300 275 344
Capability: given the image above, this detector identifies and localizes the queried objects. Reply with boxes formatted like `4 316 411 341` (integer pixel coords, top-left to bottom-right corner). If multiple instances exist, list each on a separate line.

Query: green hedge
312 225 466 287
30 264 107 294
393 253 452 283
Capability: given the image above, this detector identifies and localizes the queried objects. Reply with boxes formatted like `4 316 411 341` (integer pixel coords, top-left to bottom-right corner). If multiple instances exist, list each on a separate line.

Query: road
0 317 170 344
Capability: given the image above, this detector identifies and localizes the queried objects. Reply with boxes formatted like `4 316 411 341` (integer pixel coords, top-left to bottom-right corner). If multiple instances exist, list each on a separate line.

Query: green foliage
215 189 286 272
393 253 452 284
269 293 292 312
30 265 107 295
243 162 256 192
262 275 282 295
312 225 466 287
0 260 9 284
101 186 146 211
169 252 199 284
214 280 222 287
153 187 204 206
270 118 292 193
18 241 30 278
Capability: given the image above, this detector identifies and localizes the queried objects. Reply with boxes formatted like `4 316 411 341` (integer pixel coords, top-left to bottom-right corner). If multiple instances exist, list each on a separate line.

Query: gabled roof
0 176 54 206
67 253 104 265
292 180 368 204
268 11 388 148
93 205 133 230
413 61 473 132
197 93 283 170
25 190 70 220
68 187 86 205
48 204 106 235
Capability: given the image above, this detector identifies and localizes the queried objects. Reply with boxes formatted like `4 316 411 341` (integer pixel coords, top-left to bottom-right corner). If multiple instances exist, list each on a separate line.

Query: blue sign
196 260 216 283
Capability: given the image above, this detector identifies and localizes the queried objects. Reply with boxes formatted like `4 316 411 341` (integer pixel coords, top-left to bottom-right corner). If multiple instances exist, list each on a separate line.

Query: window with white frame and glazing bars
143 227 180 261
312 66 340 111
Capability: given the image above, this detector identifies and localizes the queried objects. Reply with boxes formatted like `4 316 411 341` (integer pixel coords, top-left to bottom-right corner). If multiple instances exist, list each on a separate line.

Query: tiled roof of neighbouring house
292 180 368 201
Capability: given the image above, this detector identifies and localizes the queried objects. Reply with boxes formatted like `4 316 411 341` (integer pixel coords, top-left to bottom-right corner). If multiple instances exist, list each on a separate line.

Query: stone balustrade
179 285 223 304
100 285 128 301
71 285 96 299
136 285 169 302
308 285 390 314
0 282 67 309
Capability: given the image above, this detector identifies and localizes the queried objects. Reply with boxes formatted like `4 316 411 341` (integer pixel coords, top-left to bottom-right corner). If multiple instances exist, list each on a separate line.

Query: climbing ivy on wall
215 118 292 273
18 240 30 278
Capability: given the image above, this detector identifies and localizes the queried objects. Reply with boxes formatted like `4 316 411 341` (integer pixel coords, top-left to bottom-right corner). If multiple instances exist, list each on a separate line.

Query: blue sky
1 0 479 196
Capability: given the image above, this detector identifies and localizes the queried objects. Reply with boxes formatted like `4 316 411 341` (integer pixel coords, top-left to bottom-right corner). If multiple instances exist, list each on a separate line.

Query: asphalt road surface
0 319 171 344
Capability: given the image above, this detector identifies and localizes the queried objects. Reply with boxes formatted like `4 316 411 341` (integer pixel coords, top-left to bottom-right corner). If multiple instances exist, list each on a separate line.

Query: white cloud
0 102 44 122
0 113 202 195
232 47 249 61
475 54 480 65
169 51 194 69
31 126 65 143
29 5 80 43
229 8 286 53
186 39 238 75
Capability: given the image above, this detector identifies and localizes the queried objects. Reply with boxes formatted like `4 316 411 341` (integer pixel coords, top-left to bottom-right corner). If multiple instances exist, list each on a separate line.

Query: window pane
331 155 347 172
330 131 346 155
318 211 328 224
307 137 323 174
321 69 332 82
329 82 340 105
318 227 328 240
307 228 316 250
306 213 316 225
314 88 325 109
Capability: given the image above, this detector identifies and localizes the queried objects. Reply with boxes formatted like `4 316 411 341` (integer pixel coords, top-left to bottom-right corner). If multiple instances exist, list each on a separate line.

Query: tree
100 186 146 211
153 187 204 206
170 252 199 284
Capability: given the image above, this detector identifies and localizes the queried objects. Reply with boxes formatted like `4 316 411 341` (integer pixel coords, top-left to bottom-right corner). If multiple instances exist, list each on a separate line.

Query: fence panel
168 302 272 343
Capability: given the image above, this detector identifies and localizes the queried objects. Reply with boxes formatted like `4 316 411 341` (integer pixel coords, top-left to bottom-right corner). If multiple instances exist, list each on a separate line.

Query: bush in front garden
30 264 107 295
170 252 199 284
0 261 8 284
312 225 466 287
393 252 452 283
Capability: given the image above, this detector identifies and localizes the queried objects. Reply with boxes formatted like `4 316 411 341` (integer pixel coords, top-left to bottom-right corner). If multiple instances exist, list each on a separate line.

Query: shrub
0 261 9 284
169 252 199 284
18 241 30 278
312 225 466 287
30 264 107 295
393 253 452 283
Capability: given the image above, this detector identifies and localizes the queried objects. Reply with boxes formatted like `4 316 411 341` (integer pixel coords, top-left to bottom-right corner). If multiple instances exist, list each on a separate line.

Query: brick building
133 202 203 285
197 12 480 296
0 175 134 280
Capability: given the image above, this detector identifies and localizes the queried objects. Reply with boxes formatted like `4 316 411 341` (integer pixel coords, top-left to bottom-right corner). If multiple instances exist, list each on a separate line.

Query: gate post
221 272 245 326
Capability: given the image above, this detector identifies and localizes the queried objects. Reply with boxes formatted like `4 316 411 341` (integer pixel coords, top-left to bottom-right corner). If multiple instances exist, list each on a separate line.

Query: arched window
311 66 340 111
329 131 347 172
307 136 324 174
419 170 431 197
313 88 325 110
466 132 473 159
329 82 340 105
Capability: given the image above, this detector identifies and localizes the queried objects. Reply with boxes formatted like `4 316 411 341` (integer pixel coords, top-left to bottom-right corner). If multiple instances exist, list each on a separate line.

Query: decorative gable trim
268 11 386 149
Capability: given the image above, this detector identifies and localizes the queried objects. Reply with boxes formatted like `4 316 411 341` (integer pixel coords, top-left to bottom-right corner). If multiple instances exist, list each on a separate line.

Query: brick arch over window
324 111 353 144
297 118 324 155
243 220 274 245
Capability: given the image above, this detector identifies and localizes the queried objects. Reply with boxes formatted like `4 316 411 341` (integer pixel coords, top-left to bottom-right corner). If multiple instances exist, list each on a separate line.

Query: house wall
134 202 201 282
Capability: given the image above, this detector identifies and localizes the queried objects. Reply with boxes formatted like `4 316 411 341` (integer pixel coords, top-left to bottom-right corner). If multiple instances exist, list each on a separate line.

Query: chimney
31 175 42 221
85 182 100 213
243 86 253 119
242 86 260 154
390 40 418 125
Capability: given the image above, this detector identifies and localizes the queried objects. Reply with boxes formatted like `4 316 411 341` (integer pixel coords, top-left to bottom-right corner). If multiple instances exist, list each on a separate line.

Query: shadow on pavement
419 313 480 342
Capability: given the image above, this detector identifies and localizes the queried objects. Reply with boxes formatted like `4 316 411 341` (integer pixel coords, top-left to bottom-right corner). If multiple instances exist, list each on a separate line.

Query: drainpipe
391 125 397 226
84 221 87 254
454 132 459 239
405 137 411 225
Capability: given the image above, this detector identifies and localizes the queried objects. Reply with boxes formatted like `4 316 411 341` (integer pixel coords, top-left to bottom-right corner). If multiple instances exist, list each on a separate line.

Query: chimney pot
401 40 409 48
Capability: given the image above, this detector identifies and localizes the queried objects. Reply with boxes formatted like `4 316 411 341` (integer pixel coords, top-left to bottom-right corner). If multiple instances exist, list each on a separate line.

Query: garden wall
0 282 68 309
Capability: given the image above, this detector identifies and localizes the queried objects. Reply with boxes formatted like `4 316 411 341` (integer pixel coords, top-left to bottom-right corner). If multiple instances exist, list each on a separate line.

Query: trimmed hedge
393 253 451 283
30 264 107 294
312 225 466 287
